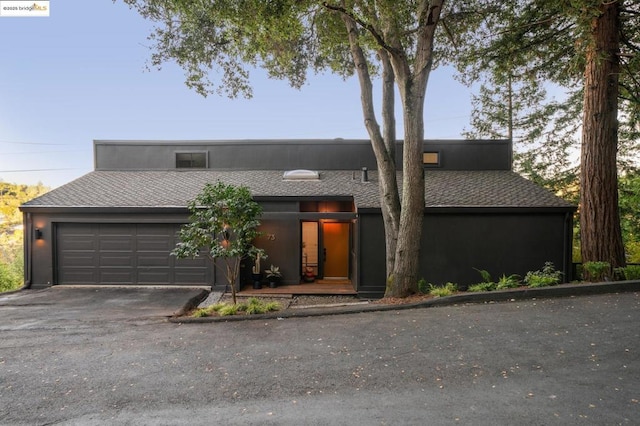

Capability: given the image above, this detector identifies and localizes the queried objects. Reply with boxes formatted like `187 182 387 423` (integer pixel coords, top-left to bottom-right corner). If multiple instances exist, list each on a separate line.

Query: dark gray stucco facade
21 139 575 298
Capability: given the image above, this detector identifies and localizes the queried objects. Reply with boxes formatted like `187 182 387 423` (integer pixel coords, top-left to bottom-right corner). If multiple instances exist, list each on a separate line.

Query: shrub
495 274 521 290
417 278 429 294
191 298 281 317
468 268 498 292
192 308 210 318
525 275 559 288
473 268 494 284
615 265 640 280
467 282 496 292
582 261 612 282
218 304 240 316
0 261 22 293
428 282 458 297
524 262 562 288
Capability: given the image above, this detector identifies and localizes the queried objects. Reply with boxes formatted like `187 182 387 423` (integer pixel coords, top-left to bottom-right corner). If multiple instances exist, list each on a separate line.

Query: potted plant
303 266 316 283
265 264 282 288
251 254 263 289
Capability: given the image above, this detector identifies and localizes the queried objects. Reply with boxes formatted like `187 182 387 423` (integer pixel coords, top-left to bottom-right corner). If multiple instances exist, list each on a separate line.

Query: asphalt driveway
0 287 206 328
0 288 638 425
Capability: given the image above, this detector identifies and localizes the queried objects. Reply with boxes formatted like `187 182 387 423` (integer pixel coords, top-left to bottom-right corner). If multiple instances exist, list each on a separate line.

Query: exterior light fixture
35 228 43 240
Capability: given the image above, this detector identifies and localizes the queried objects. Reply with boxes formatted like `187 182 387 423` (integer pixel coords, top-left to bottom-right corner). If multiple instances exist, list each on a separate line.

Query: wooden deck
239 280 356 296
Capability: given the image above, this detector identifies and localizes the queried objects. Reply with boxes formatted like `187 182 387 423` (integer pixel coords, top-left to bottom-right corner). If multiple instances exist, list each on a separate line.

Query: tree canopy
123 0 447 297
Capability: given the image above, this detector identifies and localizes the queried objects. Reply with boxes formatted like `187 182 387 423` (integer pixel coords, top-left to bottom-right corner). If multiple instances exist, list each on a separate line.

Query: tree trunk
378 49 401 276
341 13 401 280
383 0 441 297
580 1 626 268
387 85 426 296
334 0 441 297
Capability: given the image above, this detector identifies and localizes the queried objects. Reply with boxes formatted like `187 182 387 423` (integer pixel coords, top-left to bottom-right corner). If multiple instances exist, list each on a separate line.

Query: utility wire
0 140 73 146
0 168 80 173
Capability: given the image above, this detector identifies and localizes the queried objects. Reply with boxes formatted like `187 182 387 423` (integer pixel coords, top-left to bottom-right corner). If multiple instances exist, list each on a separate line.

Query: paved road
0 289 638 425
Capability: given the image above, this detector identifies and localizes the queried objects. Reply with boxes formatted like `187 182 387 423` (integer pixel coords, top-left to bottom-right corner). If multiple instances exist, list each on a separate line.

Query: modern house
20 139 575 298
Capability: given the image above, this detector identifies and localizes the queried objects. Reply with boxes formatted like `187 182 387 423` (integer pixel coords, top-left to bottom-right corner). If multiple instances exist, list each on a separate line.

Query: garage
55 223 212 286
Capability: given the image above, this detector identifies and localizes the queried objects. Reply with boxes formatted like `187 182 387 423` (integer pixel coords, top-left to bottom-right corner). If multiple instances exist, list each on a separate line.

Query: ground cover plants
192 297 281 317
426 282 458 297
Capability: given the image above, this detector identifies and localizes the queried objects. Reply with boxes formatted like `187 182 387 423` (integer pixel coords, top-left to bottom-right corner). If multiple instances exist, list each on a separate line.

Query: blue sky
0 1 473 188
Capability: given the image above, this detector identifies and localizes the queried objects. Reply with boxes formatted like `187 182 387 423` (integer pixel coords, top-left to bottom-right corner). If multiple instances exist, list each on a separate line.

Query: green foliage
467 282 496 292
0 182 49 230
473 268 493 284
616 265 640 281
417 278 428 294
218 304 240 316
620 172 640 260
625 241 640 264
191 297 281 317
524 262 562 288
192 308 211 318
428 282 458 297
468 271 519 292
581 261 612 282
0 262 22 292
495 274 521 290
264 265 281 279
0 229 24 292
172 182 265 304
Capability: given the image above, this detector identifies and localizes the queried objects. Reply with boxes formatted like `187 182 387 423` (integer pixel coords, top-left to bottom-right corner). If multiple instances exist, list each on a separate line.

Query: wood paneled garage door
56 223 211 285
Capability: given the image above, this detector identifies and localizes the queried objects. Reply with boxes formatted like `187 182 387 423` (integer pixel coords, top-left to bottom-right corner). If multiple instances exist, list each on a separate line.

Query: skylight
283 169 320 180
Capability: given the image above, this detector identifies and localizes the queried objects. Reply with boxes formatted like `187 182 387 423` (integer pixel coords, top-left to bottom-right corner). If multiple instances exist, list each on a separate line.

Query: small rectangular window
423 152 440 167
176 152 207 168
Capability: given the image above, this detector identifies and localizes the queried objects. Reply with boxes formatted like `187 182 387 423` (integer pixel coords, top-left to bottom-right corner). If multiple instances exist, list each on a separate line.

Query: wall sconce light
35 228 43 240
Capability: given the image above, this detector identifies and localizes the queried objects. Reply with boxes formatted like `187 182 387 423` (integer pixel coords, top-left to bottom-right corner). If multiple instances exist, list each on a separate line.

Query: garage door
56 223 211 285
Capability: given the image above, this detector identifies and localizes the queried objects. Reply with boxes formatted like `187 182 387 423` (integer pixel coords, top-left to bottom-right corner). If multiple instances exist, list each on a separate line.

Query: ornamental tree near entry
172 182 265 305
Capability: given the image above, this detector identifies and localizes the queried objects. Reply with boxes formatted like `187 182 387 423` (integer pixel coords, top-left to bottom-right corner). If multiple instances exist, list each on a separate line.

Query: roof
21 169 574 210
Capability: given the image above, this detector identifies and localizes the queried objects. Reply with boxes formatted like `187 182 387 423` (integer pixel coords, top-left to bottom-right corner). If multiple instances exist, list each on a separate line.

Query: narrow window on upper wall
176 152 207 168
423 152 440 167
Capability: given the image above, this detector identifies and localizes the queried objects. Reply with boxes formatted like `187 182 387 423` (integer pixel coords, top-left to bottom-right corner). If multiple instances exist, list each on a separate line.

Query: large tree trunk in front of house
378 49 401 276
341 14 401 280
383 0 441 297
580 1 626 268
386 78 427 297
338 0 441 297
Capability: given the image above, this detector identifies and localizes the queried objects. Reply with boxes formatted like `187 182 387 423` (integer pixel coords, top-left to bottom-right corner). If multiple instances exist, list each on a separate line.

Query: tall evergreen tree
445 0 640 268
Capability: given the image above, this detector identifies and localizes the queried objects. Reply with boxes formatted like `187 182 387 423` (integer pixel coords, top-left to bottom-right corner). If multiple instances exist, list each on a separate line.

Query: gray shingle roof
21 169 574 210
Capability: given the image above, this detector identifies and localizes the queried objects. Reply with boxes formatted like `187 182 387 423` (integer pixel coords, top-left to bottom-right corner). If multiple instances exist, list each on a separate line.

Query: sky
0 1 474 189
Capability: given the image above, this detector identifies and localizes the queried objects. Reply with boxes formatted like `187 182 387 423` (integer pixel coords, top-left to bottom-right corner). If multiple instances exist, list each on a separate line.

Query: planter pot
269 280 278 288
252 274 262 289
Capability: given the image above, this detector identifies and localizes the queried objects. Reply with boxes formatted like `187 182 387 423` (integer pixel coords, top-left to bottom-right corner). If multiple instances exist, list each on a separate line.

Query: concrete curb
168 280 640 324
172 289 210 317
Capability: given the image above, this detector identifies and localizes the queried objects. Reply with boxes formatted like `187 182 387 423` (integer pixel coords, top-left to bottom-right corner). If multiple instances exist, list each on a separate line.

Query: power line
0 168 80 173
0 140 73 146
1 150 79 155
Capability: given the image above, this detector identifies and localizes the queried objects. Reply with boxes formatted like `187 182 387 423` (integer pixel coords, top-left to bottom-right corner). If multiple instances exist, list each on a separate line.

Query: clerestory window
176 152 207 169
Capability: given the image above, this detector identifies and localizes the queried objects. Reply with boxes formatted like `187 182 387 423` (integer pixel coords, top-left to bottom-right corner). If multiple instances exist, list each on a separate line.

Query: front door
322 222 350 279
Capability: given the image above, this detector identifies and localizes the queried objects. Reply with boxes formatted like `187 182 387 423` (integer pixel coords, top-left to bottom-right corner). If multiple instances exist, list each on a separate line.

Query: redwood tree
580 1 625 267
446 0 639 268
